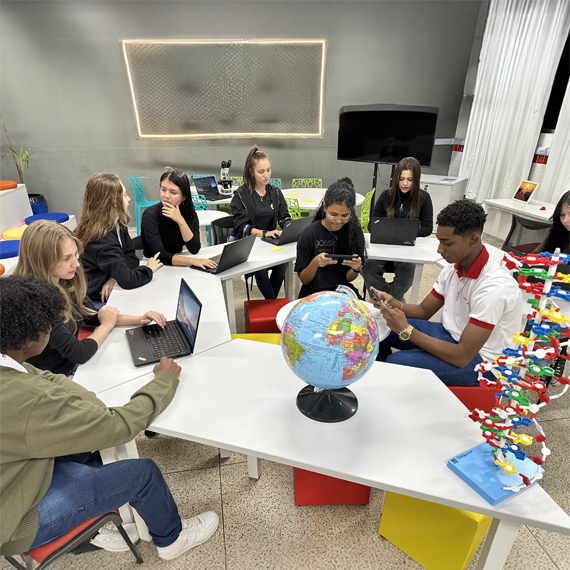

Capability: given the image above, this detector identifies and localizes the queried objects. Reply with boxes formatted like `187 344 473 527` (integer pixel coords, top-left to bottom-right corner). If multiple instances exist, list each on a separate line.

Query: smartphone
370 289 381 302
325 254 357 260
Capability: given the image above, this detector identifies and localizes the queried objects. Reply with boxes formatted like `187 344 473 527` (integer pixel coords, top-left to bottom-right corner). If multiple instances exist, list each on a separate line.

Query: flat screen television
337 104 439 166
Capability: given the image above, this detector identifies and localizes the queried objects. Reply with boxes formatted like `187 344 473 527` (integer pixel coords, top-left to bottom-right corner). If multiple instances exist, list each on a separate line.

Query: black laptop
194 176 227 202
190 234 256 274
369 217 420 246
262 217 312 246
126 279 202 367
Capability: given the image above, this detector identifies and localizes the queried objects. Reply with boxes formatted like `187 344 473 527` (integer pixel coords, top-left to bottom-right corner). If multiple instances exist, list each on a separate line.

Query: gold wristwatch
398 324 414 341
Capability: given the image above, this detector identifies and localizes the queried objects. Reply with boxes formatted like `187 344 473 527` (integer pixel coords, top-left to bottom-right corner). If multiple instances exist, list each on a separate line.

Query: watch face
400 331 411 341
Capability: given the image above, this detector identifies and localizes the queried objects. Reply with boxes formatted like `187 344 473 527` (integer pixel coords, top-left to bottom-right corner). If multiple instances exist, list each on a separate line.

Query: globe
281 291 380 391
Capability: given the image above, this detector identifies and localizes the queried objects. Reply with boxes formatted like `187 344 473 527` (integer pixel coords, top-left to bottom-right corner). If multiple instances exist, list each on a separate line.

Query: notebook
369 217 420 246
126 278 202 367
189 234 256 274
261 217 313 246
193 176 226 202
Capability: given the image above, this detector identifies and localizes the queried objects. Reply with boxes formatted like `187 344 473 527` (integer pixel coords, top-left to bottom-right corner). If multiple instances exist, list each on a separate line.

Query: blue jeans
254 263 288 299
30 453 182 549
92 300 106 310
361 259 415 302
376 319 484 386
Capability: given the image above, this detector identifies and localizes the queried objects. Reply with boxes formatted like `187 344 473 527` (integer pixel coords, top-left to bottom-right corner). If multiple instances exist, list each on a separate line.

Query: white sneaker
156 511 219 560
90 522 140 552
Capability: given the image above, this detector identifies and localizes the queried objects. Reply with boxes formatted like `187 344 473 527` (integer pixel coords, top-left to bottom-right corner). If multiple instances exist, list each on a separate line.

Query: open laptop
193 176 226 202
262 216 312 246
369 217 420 246
126 279 202 367
190 234 256 274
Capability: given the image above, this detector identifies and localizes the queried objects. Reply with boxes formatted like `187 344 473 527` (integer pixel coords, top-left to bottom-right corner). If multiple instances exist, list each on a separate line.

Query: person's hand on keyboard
189 258 218 270
265 229 281 239
139 311 167 328
154 356 182 378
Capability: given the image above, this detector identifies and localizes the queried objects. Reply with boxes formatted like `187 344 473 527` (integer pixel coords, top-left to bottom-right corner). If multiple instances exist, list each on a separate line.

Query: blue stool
0 240 20 259
25 212 70 225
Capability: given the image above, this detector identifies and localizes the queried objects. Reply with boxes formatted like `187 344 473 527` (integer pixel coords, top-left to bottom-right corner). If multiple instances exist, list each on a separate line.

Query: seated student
533 189 570 255
231 145 291 299
74 172 162 307
0 274 219 561
14 220 166 377
295 177 366 298
141 167 217 270
372 199 522 386
361 157 433 302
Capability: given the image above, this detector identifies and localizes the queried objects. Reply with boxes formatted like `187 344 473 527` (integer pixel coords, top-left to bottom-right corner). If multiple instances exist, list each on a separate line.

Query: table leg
284 260 295 301
408 265 423 304
222 278 237 334
475 518 520 570
219 448 231 459
248 456 262 479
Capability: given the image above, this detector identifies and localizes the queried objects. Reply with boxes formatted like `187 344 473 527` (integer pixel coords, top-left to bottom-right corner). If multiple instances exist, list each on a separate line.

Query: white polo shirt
432 247 522 362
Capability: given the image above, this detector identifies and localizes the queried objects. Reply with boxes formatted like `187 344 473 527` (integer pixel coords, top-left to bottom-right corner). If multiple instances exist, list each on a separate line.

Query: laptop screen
175 279 202 349
194 176 218 196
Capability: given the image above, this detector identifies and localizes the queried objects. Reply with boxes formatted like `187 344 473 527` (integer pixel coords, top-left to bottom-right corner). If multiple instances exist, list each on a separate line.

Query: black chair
132 235 143 250
501 215 551 255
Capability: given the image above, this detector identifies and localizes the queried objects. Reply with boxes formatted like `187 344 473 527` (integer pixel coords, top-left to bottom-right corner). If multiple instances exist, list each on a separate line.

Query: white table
365 234 443 304
282 188 365 211
483 199 554 241
96 339 570 570
275 298 391 343
196 209 229 246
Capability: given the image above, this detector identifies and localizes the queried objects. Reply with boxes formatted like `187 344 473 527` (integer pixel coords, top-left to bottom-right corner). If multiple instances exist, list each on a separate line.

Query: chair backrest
285 198 302 220
502 214 551 255
191 195 209 211
292 178 322 189
359 189 375 233
128 175 147 203
211 215 235 245
269 178 282 189
232 176 244 187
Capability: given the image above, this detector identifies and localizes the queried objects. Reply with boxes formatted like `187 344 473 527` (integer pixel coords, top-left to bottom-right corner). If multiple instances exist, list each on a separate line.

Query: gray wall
0 0 482 220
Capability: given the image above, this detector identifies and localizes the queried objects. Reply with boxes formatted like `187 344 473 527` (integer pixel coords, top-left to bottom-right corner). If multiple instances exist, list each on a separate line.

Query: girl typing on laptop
141 168 218 270
295 178 366 299
361 157 433 302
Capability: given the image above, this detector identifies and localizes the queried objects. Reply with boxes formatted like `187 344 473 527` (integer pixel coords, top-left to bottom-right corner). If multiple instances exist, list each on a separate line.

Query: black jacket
230 184 291 238
372 189 433 237
81 227 153 302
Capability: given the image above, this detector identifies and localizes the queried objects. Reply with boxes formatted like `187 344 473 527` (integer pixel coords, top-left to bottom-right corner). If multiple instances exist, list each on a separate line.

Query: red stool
294 468 371 506
448 385 498 413
77 326 94 341
244 298 290 333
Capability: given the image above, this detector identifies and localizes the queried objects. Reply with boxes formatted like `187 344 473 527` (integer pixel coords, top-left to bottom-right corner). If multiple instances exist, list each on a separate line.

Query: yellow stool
378 492 492 570
231 333 281 345
2 225 27 240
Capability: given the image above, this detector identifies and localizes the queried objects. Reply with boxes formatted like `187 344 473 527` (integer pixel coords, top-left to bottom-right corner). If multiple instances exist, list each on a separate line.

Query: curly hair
436 199 487 236
0 275 66 352
314 177 367 262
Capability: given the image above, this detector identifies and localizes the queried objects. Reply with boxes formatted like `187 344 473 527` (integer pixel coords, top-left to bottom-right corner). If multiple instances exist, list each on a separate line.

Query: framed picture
512 180 539 203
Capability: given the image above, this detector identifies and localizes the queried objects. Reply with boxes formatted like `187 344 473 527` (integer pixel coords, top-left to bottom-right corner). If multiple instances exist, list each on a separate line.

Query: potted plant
1 122 36 184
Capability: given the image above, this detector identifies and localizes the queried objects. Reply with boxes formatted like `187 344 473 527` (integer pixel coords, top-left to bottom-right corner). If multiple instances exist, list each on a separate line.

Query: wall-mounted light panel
122 40 327 139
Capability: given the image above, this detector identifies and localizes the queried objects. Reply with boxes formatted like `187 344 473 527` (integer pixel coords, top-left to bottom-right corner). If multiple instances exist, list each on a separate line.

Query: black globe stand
296 385 358 423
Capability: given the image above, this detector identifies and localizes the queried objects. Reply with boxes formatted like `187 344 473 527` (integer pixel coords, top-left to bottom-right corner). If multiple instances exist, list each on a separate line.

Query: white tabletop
275 298 391 343
282 188 365 211
97 339 570 536
484 199 554 223
196 209 229 227
366 234 442 264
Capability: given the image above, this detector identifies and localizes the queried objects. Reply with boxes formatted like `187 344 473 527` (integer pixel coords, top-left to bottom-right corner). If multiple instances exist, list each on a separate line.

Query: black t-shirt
295 221 351 290
252 192 275 231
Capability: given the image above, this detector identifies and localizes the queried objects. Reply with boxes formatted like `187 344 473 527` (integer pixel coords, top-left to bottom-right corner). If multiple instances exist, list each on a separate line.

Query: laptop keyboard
262 236 280 245
144 323 186 358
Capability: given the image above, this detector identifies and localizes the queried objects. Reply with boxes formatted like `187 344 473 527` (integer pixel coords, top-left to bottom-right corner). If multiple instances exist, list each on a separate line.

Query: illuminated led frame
122 39 328 139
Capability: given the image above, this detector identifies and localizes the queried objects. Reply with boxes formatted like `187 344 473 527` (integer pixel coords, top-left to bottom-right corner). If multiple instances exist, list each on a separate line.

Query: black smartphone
370 289 381 302
325 254 357 260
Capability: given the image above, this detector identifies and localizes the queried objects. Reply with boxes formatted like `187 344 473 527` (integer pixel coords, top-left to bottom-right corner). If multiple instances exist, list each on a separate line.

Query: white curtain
459 0 570 203
539 80 570 203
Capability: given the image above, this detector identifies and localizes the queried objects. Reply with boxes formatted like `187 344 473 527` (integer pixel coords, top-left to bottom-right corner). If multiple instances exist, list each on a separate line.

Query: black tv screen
337 104 439 166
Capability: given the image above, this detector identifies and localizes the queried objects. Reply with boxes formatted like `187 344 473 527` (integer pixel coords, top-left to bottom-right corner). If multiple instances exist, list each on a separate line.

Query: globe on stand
281 291 380 422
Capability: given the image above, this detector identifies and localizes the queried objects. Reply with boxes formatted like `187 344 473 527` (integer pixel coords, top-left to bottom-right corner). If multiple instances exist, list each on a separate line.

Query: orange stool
448 385 498 413
0 180 17 191
294 468 371 506
244 298 290 333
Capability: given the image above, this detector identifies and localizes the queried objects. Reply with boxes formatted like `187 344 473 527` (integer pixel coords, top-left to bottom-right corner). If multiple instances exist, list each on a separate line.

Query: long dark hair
159 169 196 223
543 190 570 254
386 157 422 219
243 145 270 195
314 177 367 262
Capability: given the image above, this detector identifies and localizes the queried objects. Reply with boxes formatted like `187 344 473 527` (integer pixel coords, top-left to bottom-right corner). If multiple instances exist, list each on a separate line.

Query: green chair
269 178 282 189
232 176 244 187
285 197 303 220
292 178 322 189
129 175 160 235
360 189 375 233
217 203 232 215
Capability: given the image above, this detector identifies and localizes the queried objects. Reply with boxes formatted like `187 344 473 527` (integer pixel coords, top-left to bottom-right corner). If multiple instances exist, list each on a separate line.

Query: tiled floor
4 234 569 570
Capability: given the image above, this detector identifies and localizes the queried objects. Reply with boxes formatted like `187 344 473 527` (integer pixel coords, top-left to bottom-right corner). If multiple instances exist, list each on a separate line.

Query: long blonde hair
14 220 96 328
74 172 130 245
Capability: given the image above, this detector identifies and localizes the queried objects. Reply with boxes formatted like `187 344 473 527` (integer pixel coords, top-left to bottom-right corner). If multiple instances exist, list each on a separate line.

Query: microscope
218 160 233 195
